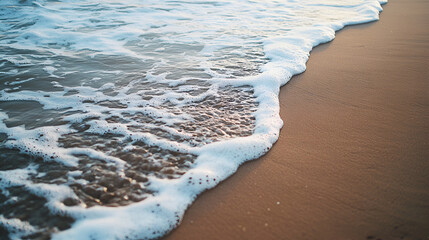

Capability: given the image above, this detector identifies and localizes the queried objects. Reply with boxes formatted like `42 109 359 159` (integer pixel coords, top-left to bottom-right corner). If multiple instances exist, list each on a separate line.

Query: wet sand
164 0 429 239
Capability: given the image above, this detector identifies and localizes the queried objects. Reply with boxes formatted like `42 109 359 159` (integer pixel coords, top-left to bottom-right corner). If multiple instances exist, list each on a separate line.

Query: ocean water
0 0 386 239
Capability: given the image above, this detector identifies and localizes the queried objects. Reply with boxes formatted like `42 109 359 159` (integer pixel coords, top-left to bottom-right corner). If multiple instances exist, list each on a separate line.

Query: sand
164 0 429 239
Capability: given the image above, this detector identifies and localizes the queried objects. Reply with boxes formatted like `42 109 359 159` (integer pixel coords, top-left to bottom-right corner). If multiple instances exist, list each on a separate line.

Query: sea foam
0 0 386 239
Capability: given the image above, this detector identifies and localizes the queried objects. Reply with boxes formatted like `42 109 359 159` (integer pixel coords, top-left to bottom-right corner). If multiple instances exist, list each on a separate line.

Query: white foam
0 0 387 239
0 215 38 240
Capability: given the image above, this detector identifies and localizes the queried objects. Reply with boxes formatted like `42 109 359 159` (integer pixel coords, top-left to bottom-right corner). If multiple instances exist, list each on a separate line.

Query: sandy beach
164 0 429 239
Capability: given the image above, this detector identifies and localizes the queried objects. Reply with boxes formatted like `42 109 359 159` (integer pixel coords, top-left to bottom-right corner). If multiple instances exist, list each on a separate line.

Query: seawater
0 0 386 239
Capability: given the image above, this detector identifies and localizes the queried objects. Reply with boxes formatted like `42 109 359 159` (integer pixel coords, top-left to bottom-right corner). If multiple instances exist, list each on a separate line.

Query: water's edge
160 1 388 239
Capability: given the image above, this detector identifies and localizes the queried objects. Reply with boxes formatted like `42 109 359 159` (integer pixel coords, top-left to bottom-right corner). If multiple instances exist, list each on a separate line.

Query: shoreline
164 0 429 239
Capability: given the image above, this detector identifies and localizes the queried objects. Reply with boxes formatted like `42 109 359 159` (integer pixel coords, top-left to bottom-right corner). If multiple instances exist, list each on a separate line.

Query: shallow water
0 0 385 239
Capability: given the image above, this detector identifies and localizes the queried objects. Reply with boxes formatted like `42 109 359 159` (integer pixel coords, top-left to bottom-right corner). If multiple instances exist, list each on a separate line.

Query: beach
164 0 429 239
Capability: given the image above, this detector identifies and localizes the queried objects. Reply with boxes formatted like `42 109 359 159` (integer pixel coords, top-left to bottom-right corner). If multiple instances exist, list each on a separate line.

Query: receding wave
0 0 386 239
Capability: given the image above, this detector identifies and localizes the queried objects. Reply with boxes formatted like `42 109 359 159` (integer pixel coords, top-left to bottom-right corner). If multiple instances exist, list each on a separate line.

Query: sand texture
164 0 429 239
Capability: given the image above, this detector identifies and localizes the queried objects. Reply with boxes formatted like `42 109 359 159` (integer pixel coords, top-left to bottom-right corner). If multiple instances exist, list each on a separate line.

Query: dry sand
164 0 429 239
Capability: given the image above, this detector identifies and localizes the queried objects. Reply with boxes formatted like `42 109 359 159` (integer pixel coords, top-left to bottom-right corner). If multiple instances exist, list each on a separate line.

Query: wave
0 0 386 239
